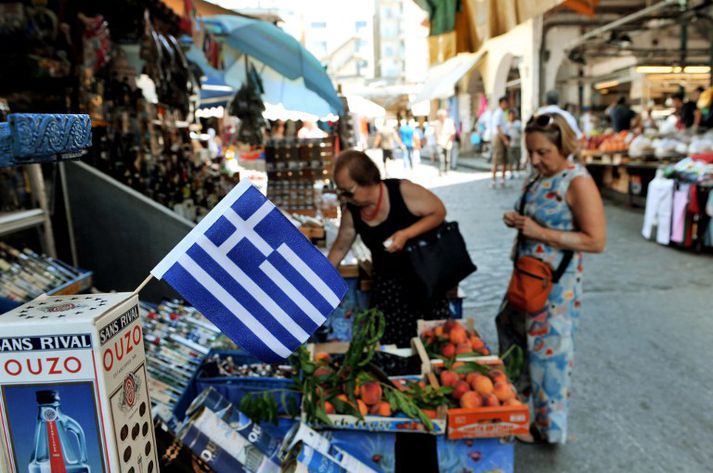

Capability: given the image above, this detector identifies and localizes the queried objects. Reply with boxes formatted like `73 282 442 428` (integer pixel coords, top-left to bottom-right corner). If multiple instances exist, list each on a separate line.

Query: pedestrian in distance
373 119 404 176
434 109 456 176
506 108 523 178
498 112 606 444
490 96 510 188
399 118 416 170
327 150 450 347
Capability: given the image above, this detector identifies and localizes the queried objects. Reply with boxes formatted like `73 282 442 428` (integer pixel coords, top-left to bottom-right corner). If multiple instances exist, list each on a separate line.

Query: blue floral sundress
496 162 589 444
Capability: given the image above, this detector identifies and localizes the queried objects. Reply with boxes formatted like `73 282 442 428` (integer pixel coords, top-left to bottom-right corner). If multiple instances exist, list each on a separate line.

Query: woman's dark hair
525 113 579 158
333 149 381 185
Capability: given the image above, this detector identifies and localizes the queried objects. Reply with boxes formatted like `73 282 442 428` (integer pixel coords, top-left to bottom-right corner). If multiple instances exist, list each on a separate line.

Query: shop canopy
345 95 386 118
413 51 486 103
202 15 343 116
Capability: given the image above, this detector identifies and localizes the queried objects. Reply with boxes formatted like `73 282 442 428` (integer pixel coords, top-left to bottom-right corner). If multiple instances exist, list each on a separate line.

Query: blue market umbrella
202 15 343 115
185 44 235 108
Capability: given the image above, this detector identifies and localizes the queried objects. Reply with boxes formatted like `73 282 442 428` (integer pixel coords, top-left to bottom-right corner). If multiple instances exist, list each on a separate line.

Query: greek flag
151 180 347 362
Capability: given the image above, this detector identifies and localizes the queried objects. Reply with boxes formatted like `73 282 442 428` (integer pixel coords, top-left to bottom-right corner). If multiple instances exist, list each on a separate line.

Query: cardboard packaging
0 293 158 473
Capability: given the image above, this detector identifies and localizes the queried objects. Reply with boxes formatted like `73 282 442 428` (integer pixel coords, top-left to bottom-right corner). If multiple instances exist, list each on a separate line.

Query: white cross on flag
151 180 347 362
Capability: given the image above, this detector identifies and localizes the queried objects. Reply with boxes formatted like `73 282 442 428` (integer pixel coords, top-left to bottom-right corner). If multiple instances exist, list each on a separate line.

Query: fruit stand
154 308 522 473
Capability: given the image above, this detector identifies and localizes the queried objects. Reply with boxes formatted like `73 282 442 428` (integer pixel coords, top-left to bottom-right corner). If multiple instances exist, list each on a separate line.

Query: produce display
419 319 491 359
436 362 523 410
587 130 630 152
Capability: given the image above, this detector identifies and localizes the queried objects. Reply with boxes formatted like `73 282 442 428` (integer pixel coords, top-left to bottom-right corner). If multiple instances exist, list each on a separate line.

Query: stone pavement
389 161 713 472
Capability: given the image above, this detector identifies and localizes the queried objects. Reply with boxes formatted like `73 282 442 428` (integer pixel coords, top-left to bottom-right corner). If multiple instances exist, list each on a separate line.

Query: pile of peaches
438 364 524 409
420 320 490 358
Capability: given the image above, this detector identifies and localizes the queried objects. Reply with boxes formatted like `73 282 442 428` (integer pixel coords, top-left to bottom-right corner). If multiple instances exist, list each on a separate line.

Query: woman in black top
327 150 451 347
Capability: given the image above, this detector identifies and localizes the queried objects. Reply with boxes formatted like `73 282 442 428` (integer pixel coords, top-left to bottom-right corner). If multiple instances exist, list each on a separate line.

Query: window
354 39 368 53
384 46 395 57
355 20 367 31
310 21 326 29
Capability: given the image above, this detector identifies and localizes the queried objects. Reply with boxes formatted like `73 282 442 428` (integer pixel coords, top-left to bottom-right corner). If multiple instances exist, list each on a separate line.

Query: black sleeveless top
347 179 420 275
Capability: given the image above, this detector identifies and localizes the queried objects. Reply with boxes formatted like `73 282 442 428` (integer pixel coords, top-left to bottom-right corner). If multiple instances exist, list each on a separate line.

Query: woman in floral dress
498 112 606 444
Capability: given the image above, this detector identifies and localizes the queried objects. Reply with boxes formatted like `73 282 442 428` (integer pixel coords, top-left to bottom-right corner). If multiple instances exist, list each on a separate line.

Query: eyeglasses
337 183 358 198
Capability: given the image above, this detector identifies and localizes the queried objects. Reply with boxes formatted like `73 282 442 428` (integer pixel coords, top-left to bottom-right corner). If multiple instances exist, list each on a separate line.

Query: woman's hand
385 230 410 252
512 215 545 240
503 211 519 228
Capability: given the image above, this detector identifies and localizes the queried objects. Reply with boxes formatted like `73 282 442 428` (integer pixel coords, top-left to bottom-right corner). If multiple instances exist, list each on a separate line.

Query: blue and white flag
151 180 347 362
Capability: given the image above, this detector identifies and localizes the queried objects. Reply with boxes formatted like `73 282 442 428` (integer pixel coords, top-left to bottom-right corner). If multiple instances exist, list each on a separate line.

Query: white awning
414 51 486 103
345 95 386 118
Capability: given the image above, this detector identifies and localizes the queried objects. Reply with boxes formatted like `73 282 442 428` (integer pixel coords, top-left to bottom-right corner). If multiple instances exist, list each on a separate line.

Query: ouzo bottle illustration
29 390 90 473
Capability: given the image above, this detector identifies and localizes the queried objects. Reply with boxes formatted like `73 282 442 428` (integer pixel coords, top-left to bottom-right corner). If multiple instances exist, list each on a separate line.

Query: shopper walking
373 120 404 175
399 118 416 169
497 112 606 444
490 97 510 188
327 150 450 347
434 109 456 175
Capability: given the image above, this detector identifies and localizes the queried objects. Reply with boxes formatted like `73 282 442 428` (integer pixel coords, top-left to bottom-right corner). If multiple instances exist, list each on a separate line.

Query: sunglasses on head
527 114 556 128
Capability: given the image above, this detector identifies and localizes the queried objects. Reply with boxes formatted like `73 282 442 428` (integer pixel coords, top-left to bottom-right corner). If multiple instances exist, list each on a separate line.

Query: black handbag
403 221 477 299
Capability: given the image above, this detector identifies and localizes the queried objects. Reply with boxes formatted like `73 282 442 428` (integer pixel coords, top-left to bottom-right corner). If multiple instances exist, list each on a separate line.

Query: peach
470 336 485 351
465 372 480 385
421 409 438 419
452 381 470 400
434 326 445 337
452 361 465 369
359 382 383 406
472 375 494 395
441 343 456 358
455 342 472 354
444 320 458 332
449 325 467 344
440 370 459 388
489 369 507 384
357 399 368 416
459 391 483 409
369 401 392 417
493 381 516 402
324 401 335 414
482 393 500 407
422 328 434 339
314 352 331 363
503 398 523 406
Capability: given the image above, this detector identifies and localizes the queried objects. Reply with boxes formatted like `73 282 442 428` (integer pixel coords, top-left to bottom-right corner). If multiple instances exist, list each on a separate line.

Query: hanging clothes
670 183 690 244
642 177 674 245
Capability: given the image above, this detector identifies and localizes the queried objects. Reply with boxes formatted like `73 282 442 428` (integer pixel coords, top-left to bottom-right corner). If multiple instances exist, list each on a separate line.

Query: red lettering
47 357 61 375
103 349 113 371
64 357 81 373
27 358 42 375
115 338 124 361
5 360 21 376
124 331 133 355
132 325 142 345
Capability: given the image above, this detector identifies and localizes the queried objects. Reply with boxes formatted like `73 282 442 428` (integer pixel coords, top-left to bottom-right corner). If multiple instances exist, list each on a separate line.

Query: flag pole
133 274 154 295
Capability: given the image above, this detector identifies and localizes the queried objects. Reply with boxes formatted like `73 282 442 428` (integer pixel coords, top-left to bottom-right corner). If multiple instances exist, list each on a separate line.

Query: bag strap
514 177 540 260
515 176 574 282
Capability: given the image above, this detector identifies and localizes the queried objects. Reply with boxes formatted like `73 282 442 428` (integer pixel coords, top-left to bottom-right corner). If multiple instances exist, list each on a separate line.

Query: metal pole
59 162 79 267
27 164 57 258
567 0 678 49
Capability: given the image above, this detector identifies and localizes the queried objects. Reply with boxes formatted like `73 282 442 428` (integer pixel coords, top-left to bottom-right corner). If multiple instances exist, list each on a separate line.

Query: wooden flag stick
133 274 154 295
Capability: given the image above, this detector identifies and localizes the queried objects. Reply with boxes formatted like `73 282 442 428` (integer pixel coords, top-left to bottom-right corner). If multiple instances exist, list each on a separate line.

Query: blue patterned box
437 437 514 473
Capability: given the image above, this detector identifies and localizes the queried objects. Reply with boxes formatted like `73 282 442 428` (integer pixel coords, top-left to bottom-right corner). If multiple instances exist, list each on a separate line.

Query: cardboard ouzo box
0 292 158 473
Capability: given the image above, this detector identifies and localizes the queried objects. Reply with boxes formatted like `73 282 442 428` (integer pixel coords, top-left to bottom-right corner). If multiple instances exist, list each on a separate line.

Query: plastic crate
173 349 300 421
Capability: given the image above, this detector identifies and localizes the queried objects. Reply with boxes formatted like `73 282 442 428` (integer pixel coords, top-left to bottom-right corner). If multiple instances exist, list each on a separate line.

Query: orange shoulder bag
506 178 573 314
